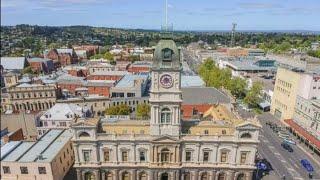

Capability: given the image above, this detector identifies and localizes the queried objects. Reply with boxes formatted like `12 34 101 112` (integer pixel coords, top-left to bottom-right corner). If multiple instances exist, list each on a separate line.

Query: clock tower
149 39 182 136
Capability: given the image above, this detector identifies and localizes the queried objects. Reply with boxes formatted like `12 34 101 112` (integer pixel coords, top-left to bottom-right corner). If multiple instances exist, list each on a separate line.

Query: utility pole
231 23 237 47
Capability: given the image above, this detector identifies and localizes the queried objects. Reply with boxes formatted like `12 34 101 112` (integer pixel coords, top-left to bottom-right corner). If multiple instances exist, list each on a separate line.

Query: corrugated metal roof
182 87 231 105
181 75 205 87
0 57 26 70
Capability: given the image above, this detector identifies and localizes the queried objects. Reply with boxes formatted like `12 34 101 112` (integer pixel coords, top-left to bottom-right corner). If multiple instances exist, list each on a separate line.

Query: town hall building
71 38 261 180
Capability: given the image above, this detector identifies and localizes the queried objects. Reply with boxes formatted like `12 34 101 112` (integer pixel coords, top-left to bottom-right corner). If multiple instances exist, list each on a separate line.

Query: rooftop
181 75 205 87
27 57 52 63
89 71 130 76
181 87 231 105
115 74 149 88
1 129 72 162
0 57 26 70
40 103 89 121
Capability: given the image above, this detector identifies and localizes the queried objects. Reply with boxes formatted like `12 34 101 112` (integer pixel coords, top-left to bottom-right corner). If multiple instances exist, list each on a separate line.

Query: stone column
246 171 253 180
94 170 100 180
148 170 154 180
131 169 136 180
196 144 201 163
192 170 199 180
76 169 82 180
101 171 106 180
93 144 99 163
232 145 238 165
114 169 119 180
175 170 180 180
133 144 136 163
73 144 80 164
212 144 218 164
227 171 235 180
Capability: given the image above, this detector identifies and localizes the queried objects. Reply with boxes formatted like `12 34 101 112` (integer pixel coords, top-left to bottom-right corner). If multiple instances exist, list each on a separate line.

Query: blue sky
1 0 320 30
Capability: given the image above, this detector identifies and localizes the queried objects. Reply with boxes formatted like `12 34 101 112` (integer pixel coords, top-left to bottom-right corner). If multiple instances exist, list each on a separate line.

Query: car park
281 142 293 152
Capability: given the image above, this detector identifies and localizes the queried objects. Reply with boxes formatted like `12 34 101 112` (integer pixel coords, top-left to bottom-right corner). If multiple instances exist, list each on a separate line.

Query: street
236 107 320 180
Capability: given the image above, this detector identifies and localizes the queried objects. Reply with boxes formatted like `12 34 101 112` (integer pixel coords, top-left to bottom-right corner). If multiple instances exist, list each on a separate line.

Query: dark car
281 142 293 152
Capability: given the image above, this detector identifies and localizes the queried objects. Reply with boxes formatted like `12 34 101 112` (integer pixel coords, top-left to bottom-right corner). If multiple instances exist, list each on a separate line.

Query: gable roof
0 57 27 70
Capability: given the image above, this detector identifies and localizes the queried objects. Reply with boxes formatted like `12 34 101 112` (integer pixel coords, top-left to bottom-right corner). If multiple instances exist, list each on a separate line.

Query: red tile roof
182 104 212 120
284 119 320 150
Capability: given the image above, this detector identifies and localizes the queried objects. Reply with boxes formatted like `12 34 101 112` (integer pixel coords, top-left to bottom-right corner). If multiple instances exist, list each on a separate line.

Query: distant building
0 129 74 180
36 103 91 136
0 128 24 146
226 47 248 57
2 71 20 88
247 49 265 57
271 66 320 120
127 61 152 74
110 74 149 98
311 42 319 50
87 71 130 81
45 48 78 67
27 57 54 74
0 57 28 72
63 65 88 77
88 62 115 74
4 83 58 113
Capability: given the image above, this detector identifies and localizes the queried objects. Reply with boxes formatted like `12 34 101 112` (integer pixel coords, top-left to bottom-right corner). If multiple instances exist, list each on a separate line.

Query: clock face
160 74 173 88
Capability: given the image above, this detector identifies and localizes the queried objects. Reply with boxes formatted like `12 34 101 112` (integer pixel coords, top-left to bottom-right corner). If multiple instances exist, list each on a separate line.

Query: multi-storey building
71 38 260 180
0 129 74 180
271 66 320 120
3 83 58 113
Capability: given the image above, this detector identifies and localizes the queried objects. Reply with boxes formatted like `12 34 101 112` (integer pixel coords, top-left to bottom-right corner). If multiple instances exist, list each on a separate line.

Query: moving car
283 138 296 145
281 142 293 152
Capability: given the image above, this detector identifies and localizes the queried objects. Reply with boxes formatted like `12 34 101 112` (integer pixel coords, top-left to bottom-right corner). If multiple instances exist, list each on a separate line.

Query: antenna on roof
165 0 168 31
161 0 173 38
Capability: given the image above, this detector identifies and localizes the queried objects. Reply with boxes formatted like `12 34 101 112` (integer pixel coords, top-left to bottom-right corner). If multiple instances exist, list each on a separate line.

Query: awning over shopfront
284 119 320 150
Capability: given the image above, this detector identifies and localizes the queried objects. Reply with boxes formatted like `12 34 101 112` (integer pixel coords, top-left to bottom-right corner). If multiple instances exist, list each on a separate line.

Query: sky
1 0 320 31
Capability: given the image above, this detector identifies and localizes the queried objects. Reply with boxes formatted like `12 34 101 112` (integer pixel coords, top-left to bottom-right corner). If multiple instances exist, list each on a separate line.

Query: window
106 172 113 180
44 121 48 127
3 166 10 174
162 48 173 61
20 166 28 174
59 122 67 127
185 151 192 162
201 173 208 180
161 148 170 162
83 150 91 162
160 108 171 123
240 133 252 138
38 167 46 174
104 149 110 162
218 173 226 180
140 151 146 162
204 130 209 135
221 151 228 163
240 152 248 164
127 93 135 97
203 151 209 162
122 151 128 162
85 172 95 180
222 130 226 135
122 172 130 180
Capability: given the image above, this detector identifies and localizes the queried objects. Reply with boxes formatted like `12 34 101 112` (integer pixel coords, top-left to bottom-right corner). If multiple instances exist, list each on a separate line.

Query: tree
22 66 33 74
105 104 130 115
228 77 247 99
136 103 150 119
103 52 114 60
244 81 263 107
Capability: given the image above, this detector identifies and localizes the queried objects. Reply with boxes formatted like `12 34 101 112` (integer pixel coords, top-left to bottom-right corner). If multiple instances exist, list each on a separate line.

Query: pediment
236 121 261 130
152 135 180 143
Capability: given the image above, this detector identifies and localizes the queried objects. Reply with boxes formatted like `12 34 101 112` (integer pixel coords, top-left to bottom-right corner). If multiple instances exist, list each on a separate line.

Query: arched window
122 172 130 180
201 172 208 180
218 172 226 180
79 131 90 137
160 108 171 123
236 173 245 180
105 172 113 180
240 132 252 138
161 173 169 180
162 48 173 61
161 148 170 162
84 172 95 180
139 172 147 180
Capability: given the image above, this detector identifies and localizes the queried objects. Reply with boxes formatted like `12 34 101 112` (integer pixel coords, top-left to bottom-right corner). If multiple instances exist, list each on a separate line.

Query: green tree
105 104 130 115
228 77 247 99
136 103 150 119
22 66 33 74
244 81 263 107
103 52 114 60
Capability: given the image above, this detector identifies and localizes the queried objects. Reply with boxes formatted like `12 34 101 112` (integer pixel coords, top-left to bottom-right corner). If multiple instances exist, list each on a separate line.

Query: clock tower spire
149 39 182 136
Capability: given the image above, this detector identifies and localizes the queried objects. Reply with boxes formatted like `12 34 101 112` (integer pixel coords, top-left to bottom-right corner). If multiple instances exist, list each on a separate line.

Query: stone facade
4 84 57 113
71 39 260 180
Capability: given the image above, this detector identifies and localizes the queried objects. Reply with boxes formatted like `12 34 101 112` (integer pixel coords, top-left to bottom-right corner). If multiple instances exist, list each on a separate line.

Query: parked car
300 159 314 175
283 138 296 145
281 142 293 152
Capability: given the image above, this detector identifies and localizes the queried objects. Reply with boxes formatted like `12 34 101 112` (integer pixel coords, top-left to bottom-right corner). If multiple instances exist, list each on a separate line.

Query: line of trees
198 58 263 108
105 103 150 118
